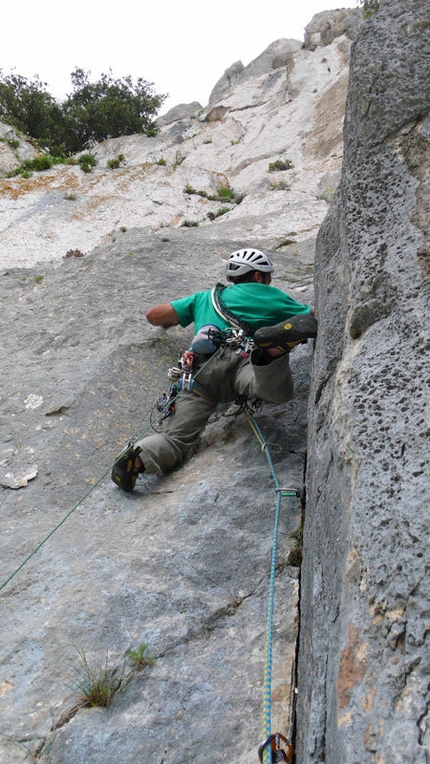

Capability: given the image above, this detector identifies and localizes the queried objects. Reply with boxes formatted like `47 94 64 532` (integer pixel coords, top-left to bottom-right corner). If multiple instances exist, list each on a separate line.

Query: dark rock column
296 1 430 762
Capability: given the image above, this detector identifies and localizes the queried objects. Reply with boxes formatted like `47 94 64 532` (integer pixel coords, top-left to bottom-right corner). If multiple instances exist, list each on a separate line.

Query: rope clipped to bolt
241 404 299 764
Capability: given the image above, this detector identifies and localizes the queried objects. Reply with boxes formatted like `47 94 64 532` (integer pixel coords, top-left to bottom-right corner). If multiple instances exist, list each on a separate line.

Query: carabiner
258 733 292 763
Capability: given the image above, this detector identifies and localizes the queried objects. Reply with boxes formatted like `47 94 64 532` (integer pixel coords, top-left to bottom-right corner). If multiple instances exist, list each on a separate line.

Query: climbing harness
150 327 253 432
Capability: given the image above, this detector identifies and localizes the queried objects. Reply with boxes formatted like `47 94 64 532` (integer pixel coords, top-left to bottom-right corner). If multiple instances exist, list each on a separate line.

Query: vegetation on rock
358 0 380 17
0 68 166 156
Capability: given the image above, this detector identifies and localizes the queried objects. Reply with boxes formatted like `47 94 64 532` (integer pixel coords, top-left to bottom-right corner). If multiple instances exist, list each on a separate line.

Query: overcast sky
2 0 358 113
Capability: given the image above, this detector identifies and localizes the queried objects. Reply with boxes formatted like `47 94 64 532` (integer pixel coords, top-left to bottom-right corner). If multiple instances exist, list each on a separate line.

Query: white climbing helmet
225 248 274 282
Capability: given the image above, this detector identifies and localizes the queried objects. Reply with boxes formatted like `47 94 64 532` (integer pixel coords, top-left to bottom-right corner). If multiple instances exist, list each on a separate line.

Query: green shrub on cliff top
0 68 167 156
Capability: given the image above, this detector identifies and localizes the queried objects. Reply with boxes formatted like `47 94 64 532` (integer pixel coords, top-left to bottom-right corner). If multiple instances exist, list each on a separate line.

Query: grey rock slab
0 230 313 762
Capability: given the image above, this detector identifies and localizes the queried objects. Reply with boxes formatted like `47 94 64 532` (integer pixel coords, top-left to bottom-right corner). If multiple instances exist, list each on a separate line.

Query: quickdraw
151 370 194 430
220 327 254 356
258 733 293 763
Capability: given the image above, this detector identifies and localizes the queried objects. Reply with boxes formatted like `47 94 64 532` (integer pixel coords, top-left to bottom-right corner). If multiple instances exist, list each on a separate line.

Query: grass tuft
125 643 154 670
68 649 127 708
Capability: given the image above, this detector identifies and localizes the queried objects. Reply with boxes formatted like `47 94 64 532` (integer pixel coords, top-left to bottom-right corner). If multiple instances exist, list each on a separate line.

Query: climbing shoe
253 314 318 352
111 443 144 492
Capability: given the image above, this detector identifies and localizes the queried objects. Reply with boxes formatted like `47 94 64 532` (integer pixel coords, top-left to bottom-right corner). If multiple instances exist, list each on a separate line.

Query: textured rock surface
0 229 313 763
297 1 430 762
155 101 203 127
0 28 326 755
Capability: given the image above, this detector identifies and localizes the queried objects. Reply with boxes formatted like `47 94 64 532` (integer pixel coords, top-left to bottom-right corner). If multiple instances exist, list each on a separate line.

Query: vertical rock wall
297 1 430 762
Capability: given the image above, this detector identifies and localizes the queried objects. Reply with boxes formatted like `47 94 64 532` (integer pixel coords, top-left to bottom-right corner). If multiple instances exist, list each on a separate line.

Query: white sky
2 0 358 114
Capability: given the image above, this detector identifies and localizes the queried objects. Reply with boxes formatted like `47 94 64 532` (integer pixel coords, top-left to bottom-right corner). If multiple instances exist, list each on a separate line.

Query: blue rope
243 409 299 764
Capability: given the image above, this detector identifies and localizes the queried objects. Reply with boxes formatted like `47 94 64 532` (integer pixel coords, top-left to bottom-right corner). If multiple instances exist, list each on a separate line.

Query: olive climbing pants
135 347 293 475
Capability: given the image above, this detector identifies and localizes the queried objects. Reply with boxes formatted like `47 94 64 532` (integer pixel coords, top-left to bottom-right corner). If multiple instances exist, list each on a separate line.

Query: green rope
0 350 222 593
242 406 300 764
0 467 112 593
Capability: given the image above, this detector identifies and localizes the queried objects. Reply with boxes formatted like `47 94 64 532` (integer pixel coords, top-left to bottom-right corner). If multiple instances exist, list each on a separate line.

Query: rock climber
112 248 317 492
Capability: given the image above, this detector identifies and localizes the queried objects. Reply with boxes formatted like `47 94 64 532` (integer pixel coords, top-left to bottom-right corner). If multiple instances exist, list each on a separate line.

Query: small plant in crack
184 183 197 194
125 643 154 670
181 219 199 227
68 649 127 708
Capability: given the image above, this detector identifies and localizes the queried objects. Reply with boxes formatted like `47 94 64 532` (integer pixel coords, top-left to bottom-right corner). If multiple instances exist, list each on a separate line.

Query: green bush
6 154 54 177
217 184 235 202
28 155 53 171
0 68 166 156
107 153 125 169
78 153 96 173
268 158 293 172
0 72 60 147
359 0 380 17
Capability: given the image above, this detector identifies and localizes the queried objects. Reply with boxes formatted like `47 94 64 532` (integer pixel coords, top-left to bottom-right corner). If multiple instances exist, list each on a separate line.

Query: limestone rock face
297 0 430 762
0 229 312 764
208 60 245 104
209 40 303 105
0 23 327 764
0 34 351 270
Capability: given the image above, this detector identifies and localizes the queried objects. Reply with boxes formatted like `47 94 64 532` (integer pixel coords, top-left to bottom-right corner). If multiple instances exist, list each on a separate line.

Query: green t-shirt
171 283 310 335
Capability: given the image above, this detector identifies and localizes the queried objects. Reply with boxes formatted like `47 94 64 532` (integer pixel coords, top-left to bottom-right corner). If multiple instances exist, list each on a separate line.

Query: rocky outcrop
208 60 245 104
155 101 203 127
209 39 302 104
304 8 364 50
0 121 39 175
297 0 430 762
